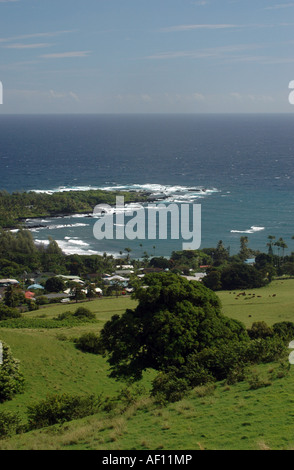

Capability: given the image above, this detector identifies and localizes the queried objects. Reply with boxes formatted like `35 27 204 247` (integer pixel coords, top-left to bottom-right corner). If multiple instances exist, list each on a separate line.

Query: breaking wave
230 226 265 234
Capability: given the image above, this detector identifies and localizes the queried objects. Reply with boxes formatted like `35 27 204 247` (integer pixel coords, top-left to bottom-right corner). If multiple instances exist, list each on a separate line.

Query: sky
1 0 294 113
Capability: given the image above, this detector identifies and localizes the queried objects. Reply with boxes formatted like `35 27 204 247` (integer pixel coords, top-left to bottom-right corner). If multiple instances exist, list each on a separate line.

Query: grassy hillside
1 279 294 450
218 278 294 328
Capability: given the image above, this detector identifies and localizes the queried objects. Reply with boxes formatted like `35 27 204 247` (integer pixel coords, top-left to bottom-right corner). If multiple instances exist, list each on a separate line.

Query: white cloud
158 22 294 34
191 1 209 5
50 89 80 101
0 30 75 44
229 92 274 103
141 94 152 102
159 24 238 33
265 3 294 10
230 92 242 100
3 43 52 49
41 51 91 59
193 93 205 101
146 50 214 60
146 43 263 61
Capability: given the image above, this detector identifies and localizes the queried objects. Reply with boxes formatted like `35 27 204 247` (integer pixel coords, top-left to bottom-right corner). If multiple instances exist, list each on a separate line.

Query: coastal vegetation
0 189 149 228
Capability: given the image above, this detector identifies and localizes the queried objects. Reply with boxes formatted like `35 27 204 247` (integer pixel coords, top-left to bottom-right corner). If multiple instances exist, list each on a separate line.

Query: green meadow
218 278 294 328
1 279 294 450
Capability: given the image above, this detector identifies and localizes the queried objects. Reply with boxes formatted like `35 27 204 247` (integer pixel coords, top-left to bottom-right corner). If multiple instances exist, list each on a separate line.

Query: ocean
1 113 294 259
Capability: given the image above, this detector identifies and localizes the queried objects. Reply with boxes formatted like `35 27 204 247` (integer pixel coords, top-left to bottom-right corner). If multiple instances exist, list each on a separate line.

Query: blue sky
1 0 294 113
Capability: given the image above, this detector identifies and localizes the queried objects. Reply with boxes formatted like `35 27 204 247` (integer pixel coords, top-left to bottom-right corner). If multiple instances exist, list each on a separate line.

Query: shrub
55 311 73 321
248 371 272 390
225 364 247 385
181 353 215 386
194 383 216 398
55 307 96 323
0 411 23 439
272 322 294 344
27 393 104 430
73 307 96 320
248 321 274 340
0 305 21 321
36 296 49 306
116 385 146 410
151 369 190 404
26 299 39 311
246 337 287 364
75 332 103 354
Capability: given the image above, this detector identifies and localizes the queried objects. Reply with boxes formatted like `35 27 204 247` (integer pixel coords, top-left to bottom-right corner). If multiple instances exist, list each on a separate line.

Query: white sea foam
35 239 50 246
65 239 90 247
35 237 121 257
35 238 94 255
28 222 90 233
31 182 219 199
65 213 92 219
230 226 265 234
32 186 102 194
57 240 121 257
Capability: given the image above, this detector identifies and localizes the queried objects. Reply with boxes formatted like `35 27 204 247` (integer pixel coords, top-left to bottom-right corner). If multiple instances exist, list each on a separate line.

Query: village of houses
0 265 208 306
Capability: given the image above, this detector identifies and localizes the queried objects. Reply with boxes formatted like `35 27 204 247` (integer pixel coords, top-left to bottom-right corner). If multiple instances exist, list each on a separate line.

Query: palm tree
239 236 250 260
124 247 132 263
274 239 281 256
279 238 288 258
274 238 287 267
275 237 287 256
267 235 276 255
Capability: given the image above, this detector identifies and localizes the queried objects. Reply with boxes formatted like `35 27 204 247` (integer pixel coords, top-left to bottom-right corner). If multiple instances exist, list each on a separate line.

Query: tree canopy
99 272 248 381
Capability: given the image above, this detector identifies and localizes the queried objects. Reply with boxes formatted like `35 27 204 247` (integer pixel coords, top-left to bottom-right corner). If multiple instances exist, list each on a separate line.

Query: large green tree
0 341 24 403
99 273 248 381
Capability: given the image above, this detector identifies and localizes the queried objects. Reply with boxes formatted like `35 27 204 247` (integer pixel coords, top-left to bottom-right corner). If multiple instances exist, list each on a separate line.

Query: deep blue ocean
1 113 294 259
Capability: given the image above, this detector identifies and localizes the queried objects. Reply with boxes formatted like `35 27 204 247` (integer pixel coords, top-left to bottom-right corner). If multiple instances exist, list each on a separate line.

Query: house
115 269 134 276
116 265 134 270
55 275 85 285
25 291 35 300
0 279 19 287
102 275 129 287
182 273 207 282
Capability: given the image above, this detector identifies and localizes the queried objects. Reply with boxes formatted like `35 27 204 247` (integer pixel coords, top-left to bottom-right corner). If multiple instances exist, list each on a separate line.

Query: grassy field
1 279 294 450
218 278 294 328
